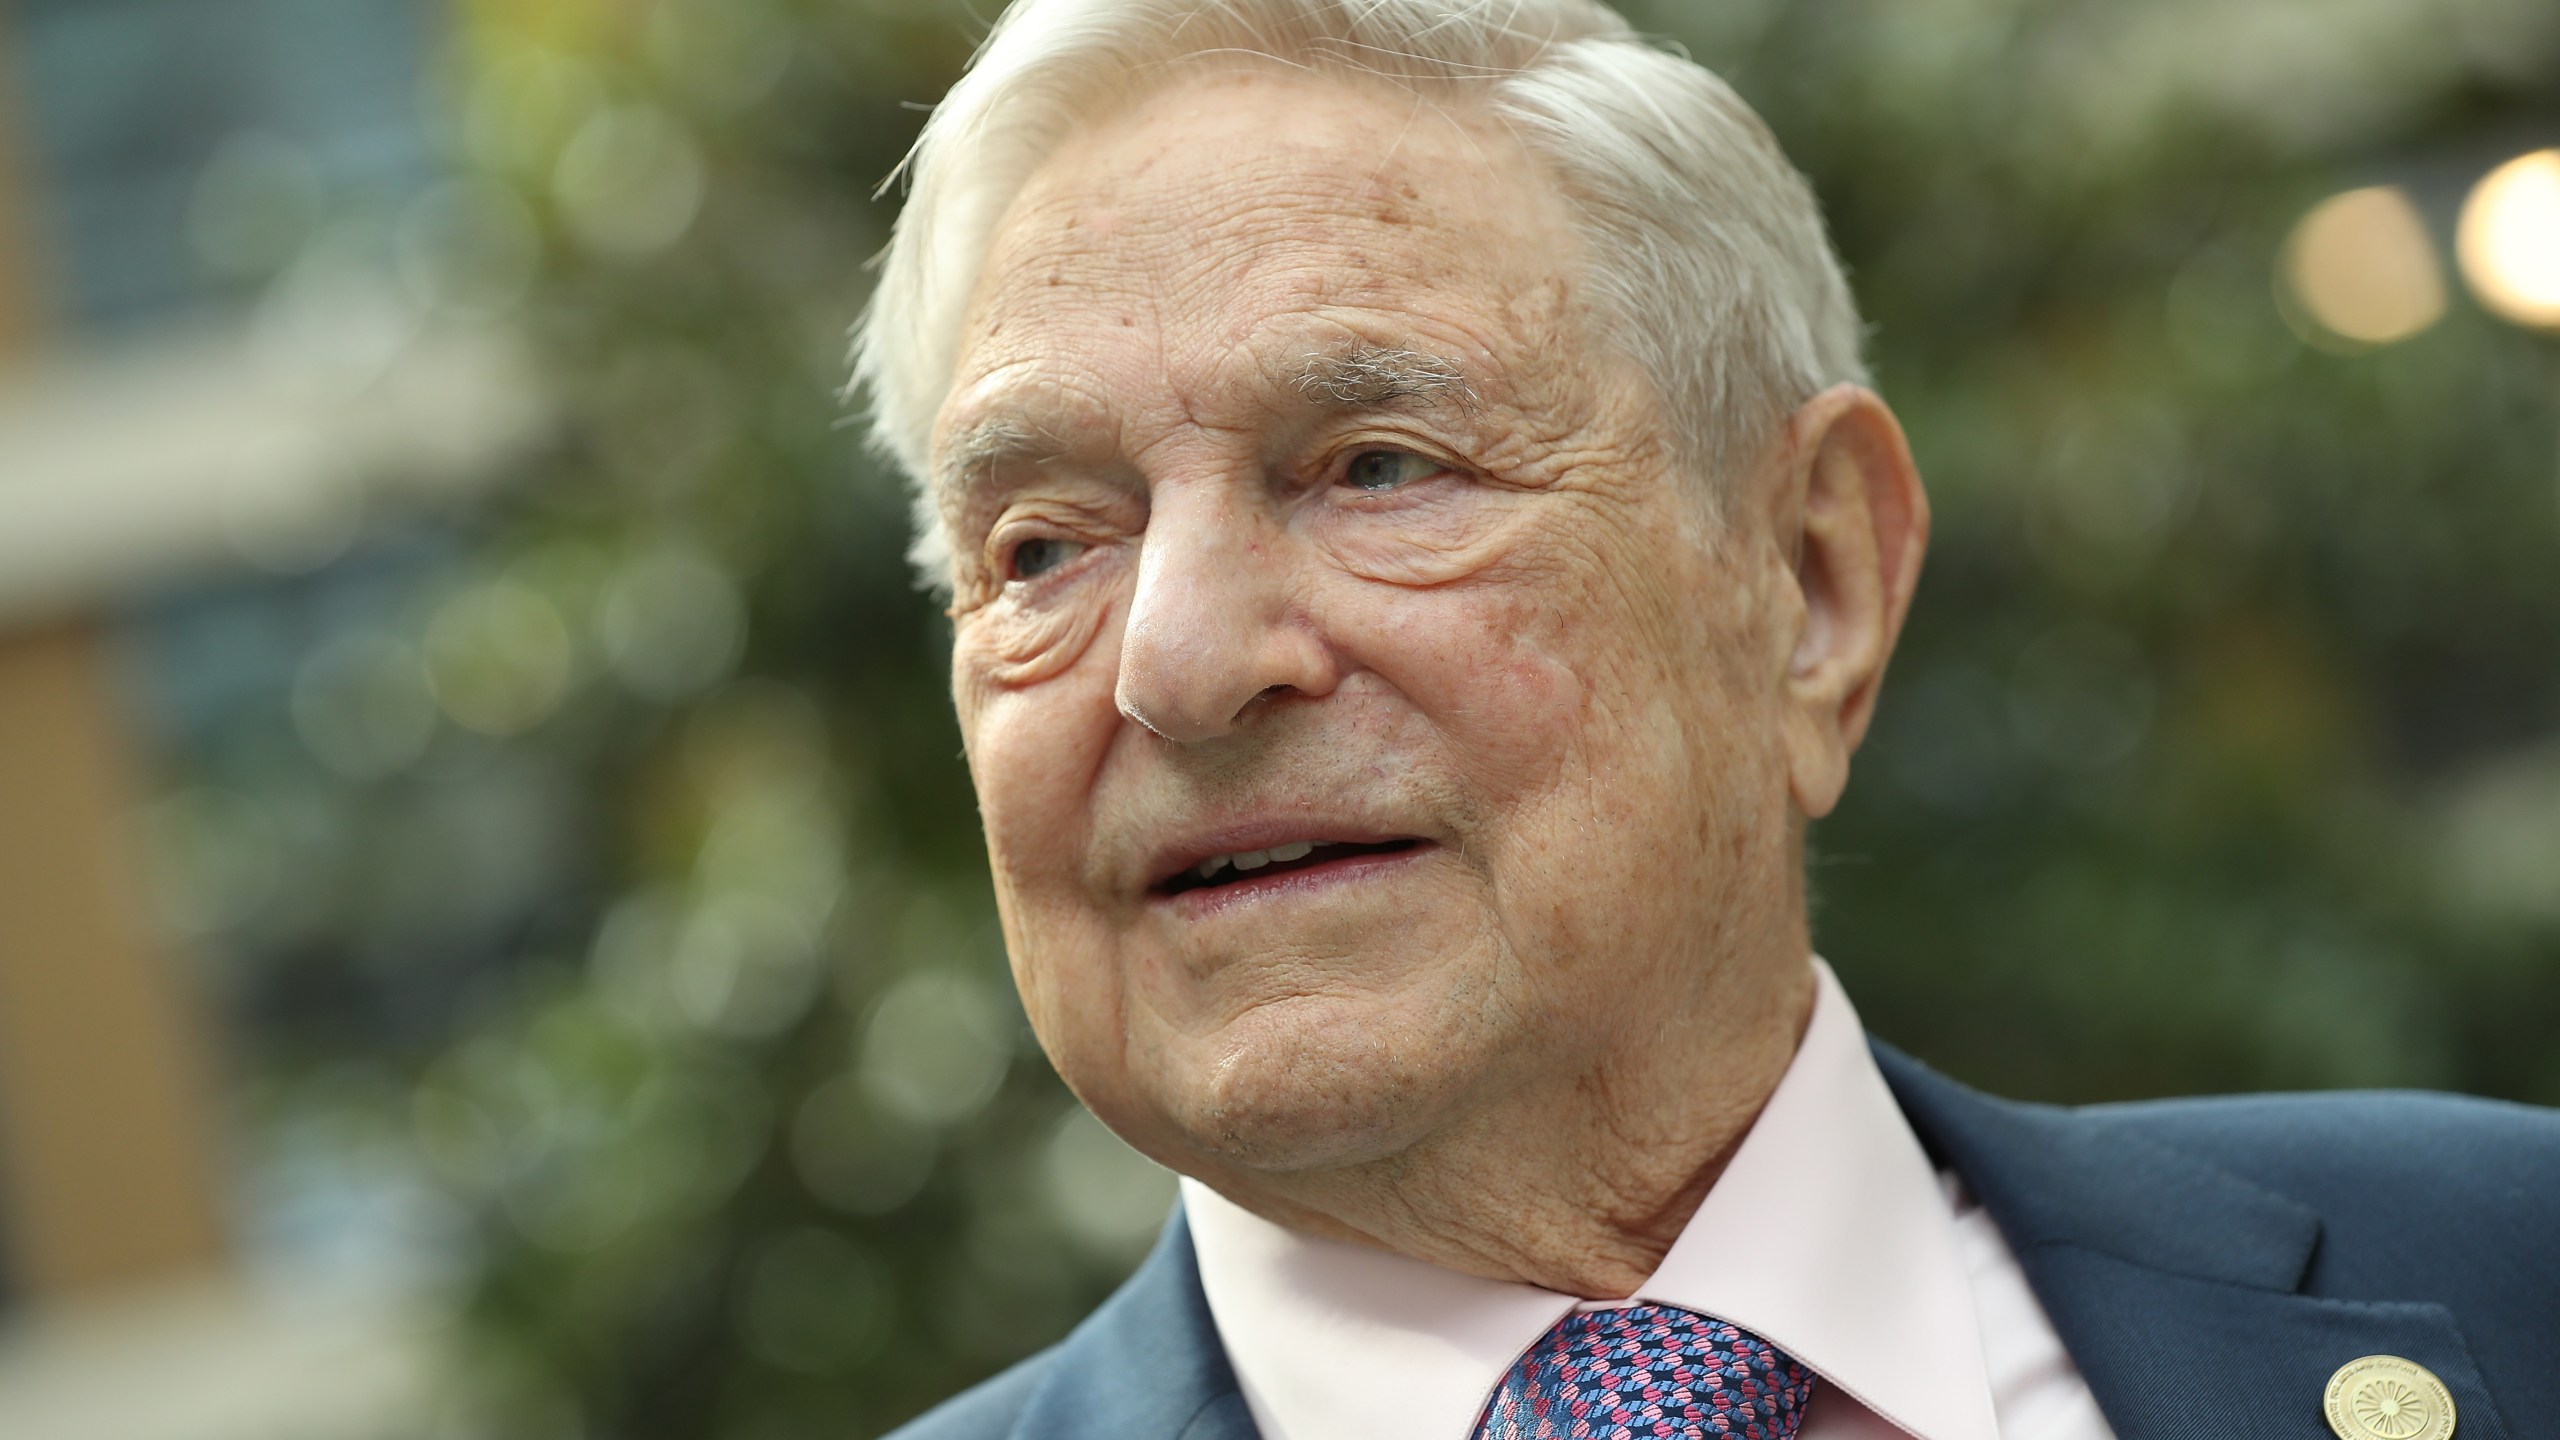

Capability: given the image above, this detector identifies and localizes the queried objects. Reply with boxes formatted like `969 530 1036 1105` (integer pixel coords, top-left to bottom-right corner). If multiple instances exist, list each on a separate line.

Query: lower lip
1153 844 1433 919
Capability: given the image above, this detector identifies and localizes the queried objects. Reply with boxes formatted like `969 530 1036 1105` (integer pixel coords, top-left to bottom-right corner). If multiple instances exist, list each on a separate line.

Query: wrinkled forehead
934 67 1592 465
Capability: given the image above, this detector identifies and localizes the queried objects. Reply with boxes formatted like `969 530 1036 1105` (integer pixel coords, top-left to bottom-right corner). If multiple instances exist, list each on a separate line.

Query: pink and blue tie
1471 1305 1817 1439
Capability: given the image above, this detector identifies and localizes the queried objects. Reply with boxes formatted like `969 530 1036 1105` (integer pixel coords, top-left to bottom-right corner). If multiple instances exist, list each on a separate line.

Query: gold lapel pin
2325 1355 2456 1440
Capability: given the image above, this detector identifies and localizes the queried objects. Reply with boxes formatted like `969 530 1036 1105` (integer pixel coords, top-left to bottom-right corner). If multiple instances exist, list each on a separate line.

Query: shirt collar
1181 958 2001 1440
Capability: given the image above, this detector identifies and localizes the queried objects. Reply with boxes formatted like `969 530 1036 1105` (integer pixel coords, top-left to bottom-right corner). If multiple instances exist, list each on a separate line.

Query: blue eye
1010 537 1087 580
1342 450 1440 492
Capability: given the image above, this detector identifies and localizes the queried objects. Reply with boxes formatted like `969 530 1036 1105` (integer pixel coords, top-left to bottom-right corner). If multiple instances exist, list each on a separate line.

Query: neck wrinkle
1193 949 1818 1298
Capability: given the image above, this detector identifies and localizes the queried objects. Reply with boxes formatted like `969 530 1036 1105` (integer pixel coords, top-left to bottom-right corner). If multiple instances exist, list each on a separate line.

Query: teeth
1191 840 1331 881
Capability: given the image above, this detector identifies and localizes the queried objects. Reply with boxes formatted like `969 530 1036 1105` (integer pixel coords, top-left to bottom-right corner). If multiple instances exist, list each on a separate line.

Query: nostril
1231 683 1301 727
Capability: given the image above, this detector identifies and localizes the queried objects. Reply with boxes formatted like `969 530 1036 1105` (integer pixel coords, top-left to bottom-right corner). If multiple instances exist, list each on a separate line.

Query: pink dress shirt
1180 959 2121 1439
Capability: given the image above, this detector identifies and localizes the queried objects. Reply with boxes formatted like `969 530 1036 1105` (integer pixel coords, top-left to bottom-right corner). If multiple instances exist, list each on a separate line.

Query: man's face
935 70 1808 1185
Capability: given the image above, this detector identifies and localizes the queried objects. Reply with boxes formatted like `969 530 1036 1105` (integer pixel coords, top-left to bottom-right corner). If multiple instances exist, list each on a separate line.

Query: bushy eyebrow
1289 344 1478 411
939 417 1058 498
935 344 1481 500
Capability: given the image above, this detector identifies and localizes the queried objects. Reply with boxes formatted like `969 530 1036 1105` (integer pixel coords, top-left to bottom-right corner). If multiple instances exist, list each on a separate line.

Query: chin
1144 987 1496 1176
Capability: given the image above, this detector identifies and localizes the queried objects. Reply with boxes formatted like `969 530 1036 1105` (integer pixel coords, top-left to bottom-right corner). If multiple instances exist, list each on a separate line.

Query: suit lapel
1874 1043 2515 1440
1007 1210 1258 1440
1017 1051 2519 1440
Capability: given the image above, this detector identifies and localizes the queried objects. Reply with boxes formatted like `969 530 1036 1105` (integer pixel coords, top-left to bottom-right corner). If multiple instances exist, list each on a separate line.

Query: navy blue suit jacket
889 1044 2560 1439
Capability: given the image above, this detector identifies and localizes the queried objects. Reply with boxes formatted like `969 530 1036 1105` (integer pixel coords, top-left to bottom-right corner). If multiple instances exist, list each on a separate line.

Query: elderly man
852 2 2559 1438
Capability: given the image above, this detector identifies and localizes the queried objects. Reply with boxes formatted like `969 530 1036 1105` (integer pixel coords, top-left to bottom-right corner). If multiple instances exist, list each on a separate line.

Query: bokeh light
788 1075 936 1217
291 634 438 780
185 131 324 281
423 580 575 735
598 542 747 700
394 179 541 320
2277 185 2446 350
552 104 706 259
2456 149 2560 330
1042 1108 1177 1263
857 970 1014 1132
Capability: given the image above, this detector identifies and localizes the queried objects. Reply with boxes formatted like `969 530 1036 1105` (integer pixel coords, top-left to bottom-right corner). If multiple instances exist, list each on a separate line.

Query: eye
1009 536 1089 581
1341 449 1444 492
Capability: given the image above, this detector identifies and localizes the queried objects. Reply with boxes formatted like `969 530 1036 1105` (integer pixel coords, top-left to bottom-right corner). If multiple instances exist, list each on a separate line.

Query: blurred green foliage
154 0 2560 1435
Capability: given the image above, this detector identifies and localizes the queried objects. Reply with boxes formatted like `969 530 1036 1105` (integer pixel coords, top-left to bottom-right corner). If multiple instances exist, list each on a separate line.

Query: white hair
852 0 1868 586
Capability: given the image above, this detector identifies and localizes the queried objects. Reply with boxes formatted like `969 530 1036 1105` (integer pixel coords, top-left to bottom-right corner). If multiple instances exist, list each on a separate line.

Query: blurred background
0 0 2554 1436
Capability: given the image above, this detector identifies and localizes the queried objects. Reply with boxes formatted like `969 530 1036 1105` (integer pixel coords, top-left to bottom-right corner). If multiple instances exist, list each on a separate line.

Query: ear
1769 385 1929 820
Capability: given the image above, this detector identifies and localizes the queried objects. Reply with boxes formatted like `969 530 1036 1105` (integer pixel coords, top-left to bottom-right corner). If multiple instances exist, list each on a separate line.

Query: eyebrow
936 344 1482 499
939 417 1059 498
1289 344 1479 411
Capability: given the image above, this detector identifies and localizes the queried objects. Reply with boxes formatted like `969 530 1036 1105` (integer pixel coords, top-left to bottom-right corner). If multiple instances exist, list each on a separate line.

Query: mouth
1153 838 1428 899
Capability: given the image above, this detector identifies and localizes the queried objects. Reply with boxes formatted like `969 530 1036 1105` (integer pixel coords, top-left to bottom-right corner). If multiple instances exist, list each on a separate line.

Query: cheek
1336 576 1601 856
1354 543 1768 937
956 600 1126 911
958 627 1140 1107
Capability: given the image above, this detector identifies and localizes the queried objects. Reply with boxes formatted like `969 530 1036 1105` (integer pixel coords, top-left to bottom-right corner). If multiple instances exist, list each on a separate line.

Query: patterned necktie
1471 1304 1818 1440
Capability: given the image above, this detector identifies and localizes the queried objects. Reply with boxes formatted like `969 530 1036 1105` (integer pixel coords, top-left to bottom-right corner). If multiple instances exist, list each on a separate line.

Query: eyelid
991 518 1117 594
984 494 1122 559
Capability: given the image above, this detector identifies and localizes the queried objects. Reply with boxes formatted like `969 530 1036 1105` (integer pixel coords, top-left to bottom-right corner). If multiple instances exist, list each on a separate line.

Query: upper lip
1142 818 1427 892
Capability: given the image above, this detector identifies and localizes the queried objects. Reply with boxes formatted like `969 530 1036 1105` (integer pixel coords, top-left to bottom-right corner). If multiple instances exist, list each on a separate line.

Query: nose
1115 483 1339 742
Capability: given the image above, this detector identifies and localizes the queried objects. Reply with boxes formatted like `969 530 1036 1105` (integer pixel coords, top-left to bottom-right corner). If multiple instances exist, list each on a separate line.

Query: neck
1201 954 1817 1298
